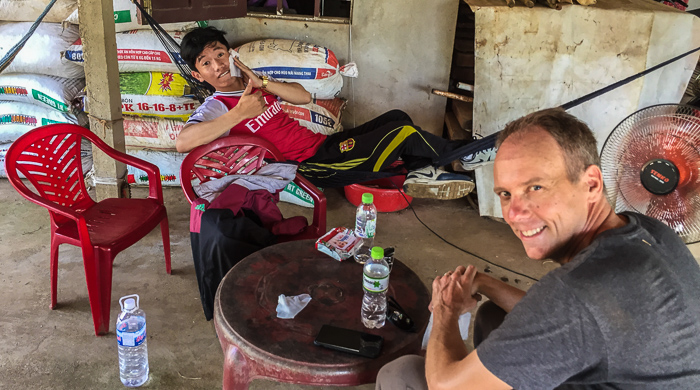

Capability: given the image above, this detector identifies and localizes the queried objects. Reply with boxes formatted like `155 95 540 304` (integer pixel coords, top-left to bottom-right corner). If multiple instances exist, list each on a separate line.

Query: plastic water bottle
362 247 390 328
117 294 149 387
354 193 377 264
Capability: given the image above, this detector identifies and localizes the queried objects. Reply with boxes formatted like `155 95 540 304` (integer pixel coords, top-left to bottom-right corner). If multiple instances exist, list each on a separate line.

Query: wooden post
78 0 128 200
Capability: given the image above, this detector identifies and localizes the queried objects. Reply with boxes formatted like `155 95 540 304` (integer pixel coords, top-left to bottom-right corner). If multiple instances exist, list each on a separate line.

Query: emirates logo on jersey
245 100 282 133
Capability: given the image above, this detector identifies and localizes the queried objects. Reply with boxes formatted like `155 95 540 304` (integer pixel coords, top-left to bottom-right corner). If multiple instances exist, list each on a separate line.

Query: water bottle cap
371 246 384 259
362 193 374 204
123 298 136 311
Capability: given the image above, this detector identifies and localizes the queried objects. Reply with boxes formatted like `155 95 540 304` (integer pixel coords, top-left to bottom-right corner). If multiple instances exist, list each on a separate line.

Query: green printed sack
279 181 319 208
0 74 84 113
120 72 192 97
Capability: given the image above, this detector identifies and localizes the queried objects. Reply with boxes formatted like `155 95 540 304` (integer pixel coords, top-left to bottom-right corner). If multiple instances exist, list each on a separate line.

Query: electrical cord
391 180 540 282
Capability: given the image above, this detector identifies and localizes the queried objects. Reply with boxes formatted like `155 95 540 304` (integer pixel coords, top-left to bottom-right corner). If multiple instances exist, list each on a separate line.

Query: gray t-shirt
478 212 700 390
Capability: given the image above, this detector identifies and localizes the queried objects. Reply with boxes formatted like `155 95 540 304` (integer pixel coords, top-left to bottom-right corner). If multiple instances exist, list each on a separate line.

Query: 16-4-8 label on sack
363 273 389 293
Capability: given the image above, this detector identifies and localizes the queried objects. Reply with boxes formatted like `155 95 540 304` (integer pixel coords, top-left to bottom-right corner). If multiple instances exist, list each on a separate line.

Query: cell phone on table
314 324 383 358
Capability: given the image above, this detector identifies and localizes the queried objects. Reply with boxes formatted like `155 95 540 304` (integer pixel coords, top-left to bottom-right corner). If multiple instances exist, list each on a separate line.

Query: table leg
222 345 252 390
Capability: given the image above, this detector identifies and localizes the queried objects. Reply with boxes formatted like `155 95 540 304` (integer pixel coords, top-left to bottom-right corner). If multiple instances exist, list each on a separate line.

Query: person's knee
385 109 413 123
376 354 427 390
474 300 508 347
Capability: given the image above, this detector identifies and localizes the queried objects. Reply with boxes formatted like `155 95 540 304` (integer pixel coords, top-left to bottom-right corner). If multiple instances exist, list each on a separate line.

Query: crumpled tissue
421 312 472 350
276 294 312 319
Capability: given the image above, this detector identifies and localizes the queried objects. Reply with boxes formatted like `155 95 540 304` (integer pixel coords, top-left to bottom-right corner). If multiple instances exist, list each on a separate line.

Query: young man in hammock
176 27 491 199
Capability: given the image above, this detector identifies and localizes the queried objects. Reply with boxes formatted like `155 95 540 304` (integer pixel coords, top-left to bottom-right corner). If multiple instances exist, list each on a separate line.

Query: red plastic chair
180 134 326 240
5 124 171 336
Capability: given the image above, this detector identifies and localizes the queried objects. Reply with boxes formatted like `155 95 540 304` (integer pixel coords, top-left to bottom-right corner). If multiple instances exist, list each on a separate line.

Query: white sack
0 74 84 113
0 22 84 78
235 39 354 99
125 148 185 186
0 0 77 23
63 30 185 73
0 101 78 144
280 98 345 135
123 115 184 151
64 0 206 33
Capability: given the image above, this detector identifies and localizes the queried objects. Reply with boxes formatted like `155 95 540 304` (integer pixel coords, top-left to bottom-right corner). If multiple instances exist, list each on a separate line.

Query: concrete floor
0 179 560 389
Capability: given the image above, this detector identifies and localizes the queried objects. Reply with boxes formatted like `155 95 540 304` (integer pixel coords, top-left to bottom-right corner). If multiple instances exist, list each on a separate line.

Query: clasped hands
430 265 482 318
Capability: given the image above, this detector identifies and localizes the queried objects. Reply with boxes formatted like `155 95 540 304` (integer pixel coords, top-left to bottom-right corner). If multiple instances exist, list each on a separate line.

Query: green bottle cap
371 246 384 259
362 193 374 204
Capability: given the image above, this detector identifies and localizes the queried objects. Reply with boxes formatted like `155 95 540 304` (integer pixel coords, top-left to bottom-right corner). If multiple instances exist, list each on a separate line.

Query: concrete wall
210 0 460 135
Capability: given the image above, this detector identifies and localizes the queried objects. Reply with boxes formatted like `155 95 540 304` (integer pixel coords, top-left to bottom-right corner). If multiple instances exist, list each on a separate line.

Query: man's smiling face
191 42 240 92
493 127 591 261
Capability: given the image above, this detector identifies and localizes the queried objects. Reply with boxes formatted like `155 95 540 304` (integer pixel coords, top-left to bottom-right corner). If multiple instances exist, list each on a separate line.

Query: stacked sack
235 39 356 206
63 0 207 187
0 1 89 177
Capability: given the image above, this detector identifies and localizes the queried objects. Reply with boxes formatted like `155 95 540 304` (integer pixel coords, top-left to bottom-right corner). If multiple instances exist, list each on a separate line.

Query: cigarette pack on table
315 227 362 261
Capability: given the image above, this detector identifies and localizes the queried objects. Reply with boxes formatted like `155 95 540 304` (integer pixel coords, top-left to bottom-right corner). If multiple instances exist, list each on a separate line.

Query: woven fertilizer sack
0 139 92 178
0 0 77 23
123 115 184 151
125 149 185 187
0 74 84 113
120 72 193 97
64 0 206 33
0 22 83 78
235 39 357 99
280 98 345 135
279 181 318 208
84 94 198 121
63 30 186 73
0 101 77 144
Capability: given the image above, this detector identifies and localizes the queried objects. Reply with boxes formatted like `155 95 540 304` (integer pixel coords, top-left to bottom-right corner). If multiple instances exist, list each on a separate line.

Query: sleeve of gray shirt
476 275 607 390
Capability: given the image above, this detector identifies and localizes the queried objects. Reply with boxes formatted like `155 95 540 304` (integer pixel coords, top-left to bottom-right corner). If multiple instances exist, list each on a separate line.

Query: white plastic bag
63 30 186 73
235 39 357 99
0 22 84 78
280 98 345 135
0 74 84 113
0 101 78 144
123 115 184 151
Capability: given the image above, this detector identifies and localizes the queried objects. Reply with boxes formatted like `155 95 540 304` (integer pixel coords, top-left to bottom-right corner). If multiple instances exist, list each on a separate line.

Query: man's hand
234 82 267 120
430 265 482 317
233 57 263 88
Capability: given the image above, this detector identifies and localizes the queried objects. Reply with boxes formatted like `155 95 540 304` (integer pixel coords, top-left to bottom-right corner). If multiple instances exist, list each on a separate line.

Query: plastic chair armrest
16 185 83 221
293 173 326 236
92 145 164 202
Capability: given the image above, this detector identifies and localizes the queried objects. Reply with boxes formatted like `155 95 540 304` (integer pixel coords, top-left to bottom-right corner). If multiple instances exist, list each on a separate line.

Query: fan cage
600 104 700 244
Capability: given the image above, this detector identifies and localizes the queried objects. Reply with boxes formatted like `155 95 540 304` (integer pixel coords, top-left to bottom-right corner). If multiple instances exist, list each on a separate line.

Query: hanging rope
0 0 58 74
129 0 213 103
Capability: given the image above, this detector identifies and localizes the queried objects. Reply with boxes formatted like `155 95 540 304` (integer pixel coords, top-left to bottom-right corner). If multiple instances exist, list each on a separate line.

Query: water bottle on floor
117 294 149 387
362 247 390 328
354 193 377 264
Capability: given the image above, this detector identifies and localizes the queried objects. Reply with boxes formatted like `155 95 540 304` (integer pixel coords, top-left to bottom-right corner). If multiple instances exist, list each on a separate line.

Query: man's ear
583 164 604 199
191 69 204 83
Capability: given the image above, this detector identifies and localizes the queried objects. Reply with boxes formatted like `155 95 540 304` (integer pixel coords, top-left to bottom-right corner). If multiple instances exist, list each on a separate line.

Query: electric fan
601 104 700 244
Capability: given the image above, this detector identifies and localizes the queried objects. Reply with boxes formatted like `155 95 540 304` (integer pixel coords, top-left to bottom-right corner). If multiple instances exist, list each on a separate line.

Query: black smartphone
314 324 383 358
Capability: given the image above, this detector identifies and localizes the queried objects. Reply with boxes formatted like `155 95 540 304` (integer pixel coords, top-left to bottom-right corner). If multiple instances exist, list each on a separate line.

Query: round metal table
213 239 430 389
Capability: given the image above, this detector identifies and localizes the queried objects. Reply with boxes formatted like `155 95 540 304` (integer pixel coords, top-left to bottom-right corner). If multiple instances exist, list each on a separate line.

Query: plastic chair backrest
181 135 285 204
5 124 96 214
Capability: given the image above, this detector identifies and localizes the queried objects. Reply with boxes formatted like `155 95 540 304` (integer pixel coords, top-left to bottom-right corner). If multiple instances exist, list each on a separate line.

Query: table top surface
216 239 431 367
